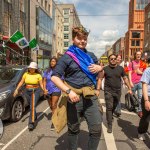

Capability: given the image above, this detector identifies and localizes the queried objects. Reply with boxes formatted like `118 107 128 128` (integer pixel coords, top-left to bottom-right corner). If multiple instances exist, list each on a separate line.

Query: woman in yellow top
13 62 45 131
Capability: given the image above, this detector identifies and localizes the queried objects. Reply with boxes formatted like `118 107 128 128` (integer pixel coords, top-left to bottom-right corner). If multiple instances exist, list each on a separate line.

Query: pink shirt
128 60 144 84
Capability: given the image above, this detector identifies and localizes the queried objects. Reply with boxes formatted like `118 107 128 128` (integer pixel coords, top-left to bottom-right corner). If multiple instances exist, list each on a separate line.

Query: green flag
29 38 39 51
10 31 29 49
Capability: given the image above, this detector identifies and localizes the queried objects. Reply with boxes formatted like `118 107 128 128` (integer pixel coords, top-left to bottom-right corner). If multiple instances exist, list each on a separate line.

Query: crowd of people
13 26 150 150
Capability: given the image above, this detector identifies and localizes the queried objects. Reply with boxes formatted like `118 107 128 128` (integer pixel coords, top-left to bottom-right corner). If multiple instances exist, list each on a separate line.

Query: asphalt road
0 90 150 150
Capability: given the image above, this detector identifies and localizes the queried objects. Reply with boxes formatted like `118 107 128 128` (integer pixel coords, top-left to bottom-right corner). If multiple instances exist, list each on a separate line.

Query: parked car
0 65 43 122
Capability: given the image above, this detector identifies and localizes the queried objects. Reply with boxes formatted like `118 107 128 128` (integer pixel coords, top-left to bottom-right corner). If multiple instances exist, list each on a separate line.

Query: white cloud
87 35 115 59
102 30 119 38
56 0 130 58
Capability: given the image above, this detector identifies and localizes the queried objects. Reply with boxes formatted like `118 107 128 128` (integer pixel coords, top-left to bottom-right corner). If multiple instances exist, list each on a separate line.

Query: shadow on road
117 118 138 141
55 130 89 150
117 118 150 149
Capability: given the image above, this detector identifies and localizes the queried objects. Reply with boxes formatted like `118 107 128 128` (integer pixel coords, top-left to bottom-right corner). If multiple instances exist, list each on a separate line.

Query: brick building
144 3 150 52
112 37 125 59
0 0 30 65
125 0 150 60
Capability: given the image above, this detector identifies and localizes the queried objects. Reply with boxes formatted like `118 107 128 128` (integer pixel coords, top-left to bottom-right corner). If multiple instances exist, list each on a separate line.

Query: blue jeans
132 82 142 112
25 88 41 124
67 95 102 150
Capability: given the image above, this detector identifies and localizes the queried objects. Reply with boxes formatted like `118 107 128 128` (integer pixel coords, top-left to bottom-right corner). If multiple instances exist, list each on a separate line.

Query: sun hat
28 62 38 69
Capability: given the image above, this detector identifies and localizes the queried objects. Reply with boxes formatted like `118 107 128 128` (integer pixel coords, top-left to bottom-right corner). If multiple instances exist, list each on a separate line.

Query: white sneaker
138 133 146 141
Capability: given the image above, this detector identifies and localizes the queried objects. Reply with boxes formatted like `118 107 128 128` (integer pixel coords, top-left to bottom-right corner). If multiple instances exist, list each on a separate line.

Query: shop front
0 35 31 65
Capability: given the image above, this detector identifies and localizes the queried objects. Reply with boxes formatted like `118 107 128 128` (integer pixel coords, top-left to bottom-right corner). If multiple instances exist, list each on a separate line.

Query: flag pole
21 48 24 65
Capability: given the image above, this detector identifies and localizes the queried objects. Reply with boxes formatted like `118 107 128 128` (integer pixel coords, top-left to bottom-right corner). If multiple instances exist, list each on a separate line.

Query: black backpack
125 93 139 112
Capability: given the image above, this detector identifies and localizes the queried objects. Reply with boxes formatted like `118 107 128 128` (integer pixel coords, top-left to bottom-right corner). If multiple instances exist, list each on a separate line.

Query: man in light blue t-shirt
138 56 150 141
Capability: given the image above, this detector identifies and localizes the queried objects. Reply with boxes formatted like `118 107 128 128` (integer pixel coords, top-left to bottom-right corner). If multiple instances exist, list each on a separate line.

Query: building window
63 9 70 15
8 15 11 36
136 40 140 46
38 8 52 45
20 0 25 12
136 0 149 10
64 25 69 31
64 34 69 39
45 0 47 10
131 40 140 46
20 21 24 35
41 0 43 6
132 32 140 38
148 24 150 33
64 42 69 47
148 11 150 19
48 4 50 12
64 18 69 23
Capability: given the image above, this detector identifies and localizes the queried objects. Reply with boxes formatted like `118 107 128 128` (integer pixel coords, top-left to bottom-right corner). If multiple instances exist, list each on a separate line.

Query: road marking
1 107 50 150
100 98 117 150
99 99 136 115
102 123 117 150
99 98 136 150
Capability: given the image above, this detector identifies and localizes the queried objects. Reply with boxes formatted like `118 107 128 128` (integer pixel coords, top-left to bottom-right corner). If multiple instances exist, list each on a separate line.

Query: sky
59 0 130 58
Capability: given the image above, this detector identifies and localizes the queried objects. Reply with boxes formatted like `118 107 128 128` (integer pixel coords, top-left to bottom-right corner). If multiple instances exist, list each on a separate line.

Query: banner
10 31 29 49
29 38 39 51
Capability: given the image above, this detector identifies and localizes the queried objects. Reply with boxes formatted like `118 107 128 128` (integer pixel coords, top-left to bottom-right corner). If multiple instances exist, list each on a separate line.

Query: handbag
52 94 68 133
125 93 139 111
130 93 139 107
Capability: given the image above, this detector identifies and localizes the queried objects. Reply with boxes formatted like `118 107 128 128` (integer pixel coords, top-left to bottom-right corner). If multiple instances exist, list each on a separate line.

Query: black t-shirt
103 65 126 92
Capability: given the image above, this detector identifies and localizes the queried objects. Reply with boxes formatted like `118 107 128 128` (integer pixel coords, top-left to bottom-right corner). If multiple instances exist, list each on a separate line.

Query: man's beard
110 63 117 67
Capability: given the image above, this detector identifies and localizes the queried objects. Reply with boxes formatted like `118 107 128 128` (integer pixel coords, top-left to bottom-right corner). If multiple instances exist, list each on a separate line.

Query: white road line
1 107 50 150
100 98 117 150
102 123 117 150
99 98 137 150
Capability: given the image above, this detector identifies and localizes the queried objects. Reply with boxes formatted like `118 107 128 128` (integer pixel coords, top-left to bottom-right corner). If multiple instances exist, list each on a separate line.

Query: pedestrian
138 56 150 141
128 50 146 117
116 54 124 67
97 54 132 133
99 62 104 67
13 62 45 131
51 26 102 150
43 57 62 131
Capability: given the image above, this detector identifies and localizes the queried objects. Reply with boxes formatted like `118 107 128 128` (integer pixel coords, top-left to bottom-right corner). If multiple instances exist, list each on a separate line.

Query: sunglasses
110 58 117 60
